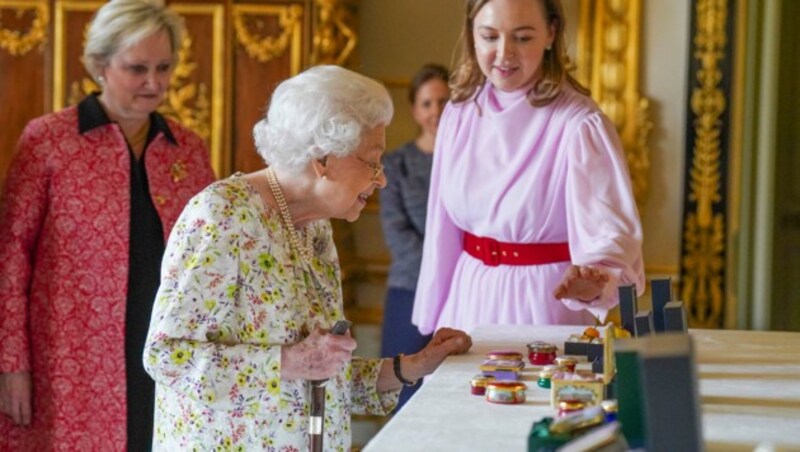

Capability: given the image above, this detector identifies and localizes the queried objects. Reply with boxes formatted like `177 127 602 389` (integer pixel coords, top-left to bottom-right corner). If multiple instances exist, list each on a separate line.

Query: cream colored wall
358 0 691 279
359 0 464 150
639 0 690 276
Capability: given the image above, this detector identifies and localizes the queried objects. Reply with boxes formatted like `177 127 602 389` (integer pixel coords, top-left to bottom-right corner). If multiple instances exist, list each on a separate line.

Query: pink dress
412 83 645 335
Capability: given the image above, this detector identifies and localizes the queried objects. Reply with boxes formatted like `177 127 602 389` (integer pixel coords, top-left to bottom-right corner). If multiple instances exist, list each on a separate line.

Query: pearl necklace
265 167 314 266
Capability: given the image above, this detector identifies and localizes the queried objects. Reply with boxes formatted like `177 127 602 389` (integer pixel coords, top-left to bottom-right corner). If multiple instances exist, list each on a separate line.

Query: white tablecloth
363 325 800 451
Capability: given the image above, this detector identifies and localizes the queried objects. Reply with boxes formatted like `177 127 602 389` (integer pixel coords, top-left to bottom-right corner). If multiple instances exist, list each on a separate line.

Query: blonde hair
253 65 393 172
82 0 184 80
450 0 588 107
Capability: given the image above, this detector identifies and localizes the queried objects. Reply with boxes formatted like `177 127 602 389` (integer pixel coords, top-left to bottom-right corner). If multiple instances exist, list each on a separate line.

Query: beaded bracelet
393 354 417 387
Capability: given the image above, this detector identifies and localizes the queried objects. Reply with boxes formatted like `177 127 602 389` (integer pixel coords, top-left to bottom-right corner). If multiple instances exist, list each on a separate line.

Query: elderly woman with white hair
142 65 472 450
0 0 214 449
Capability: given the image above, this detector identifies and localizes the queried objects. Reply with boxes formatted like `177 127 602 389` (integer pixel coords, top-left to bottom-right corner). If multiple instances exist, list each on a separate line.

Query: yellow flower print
266 377 280 396
156 294 171 308
170 348 192 365
204 390 216 403
225 284 238 299
223 437 233 447
257 253 277 271
220 356 230 369
245 402 260 417
184 254 200 269
236 373 248 386
201 254 216 267
244 365 255 375
269 361 279 373
205 299 217 310
203 223 219 240
284 416 298 432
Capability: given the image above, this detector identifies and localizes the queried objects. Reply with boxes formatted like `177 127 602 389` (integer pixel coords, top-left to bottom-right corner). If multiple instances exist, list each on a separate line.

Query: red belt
463 232 571 267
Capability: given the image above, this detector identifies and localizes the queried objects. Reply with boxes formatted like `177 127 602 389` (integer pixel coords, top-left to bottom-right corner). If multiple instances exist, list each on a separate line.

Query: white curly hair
253 65 394 172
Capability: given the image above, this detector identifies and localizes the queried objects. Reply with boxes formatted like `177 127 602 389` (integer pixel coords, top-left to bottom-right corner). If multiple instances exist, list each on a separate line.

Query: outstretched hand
409 328 472 377
553 265 609 302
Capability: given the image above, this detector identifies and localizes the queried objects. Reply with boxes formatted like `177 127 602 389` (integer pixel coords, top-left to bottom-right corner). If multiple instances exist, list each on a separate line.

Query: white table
364 325 800 451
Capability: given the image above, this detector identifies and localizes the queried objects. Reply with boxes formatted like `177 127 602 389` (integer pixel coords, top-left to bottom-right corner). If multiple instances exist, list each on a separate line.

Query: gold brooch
170 161 187 182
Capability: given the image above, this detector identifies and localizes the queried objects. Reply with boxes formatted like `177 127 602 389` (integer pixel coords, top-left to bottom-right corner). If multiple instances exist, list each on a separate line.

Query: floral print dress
144 175 398 451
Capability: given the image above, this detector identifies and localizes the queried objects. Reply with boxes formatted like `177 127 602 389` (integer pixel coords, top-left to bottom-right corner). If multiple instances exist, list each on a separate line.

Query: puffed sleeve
562 112 645 320
412 104 464 335
143 187 283 415
0 119 50 373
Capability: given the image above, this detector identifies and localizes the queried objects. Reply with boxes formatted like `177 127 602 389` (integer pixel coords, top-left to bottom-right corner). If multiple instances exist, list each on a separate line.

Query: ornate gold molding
577 0 652 209
681 0 728 328
173 3 225 177
0 1 48 56
311 0 357 66
233 4 303 68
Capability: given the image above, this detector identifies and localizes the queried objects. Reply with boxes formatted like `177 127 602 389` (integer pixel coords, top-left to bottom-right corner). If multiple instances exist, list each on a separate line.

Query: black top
78 93 171 451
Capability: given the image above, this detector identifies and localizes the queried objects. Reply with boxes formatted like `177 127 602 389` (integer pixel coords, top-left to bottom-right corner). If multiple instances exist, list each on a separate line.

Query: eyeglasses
355 156 384 181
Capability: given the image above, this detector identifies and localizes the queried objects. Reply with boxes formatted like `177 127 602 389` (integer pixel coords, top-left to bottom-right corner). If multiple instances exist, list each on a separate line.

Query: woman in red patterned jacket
0 1 215 450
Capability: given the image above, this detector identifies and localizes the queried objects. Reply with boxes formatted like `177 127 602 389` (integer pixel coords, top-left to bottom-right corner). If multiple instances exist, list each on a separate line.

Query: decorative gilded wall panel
0 0 48 56
680 0 736 328
310 0 357 66
0 0 49 185
230 3 305 174
577 0 652 209
53 1 225 176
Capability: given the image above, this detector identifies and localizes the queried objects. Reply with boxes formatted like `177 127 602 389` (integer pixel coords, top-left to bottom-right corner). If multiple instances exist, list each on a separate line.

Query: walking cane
309 320 352 452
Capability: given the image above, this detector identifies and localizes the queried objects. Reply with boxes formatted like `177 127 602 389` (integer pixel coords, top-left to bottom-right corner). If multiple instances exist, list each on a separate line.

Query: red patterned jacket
0 100 216 450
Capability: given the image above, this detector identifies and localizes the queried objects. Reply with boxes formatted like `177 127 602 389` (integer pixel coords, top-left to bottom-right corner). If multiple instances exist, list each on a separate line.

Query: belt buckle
481 237 501 267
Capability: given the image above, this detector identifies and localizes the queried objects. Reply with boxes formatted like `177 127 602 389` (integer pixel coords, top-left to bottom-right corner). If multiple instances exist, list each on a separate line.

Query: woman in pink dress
413 0 645 335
